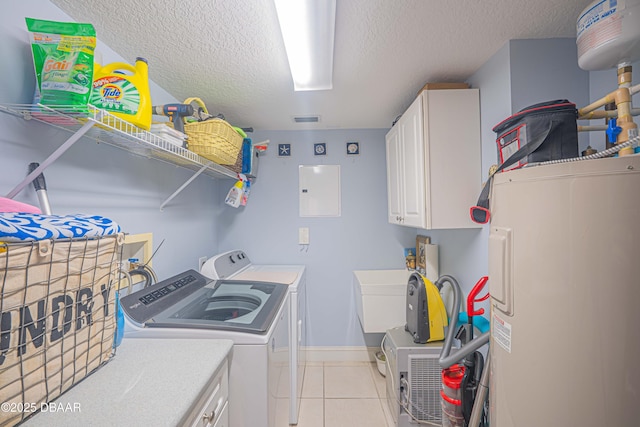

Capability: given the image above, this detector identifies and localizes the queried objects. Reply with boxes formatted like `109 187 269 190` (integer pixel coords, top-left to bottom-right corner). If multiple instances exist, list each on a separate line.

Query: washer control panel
121 269 208 324
137 274 197 306
201 250 251 279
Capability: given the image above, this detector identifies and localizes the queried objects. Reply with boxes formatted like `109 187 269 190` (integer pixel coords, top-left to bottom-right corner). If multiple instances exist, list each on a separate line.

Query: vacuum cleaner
405 272 448 343
438 275 491 427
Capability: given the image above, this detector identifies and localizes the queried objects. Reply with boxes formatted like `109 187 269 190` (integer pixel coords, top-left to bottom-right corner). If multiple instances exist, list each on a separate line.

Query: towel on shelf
0 212 121 242
0 197 42 214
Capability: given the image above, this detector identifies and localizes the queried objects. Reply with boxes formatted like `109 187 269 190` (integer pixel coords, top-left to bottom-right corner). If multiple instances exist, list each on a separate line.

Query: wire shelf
0 104 237 180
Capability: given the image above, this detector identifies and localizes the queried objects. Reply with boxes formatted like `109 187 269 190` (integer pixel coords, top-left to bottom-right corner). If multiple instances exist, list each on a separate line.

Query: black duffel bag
470 99 579 224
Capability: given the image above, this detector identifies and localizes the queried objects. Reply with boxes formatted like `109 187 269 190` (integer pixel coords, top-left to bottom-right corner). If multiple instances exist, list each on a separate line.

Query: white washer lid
232 270 298 285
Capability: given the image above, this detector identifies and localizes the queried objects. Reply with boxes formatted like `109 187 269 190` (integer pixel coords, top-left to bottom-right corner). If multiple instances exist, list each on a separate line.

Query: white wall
0 1 222 279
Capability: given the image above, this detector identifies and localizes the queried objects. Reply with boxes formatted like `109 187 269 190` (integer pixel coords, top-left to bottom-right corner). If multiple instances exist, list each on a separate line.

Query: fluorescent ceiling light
274 0 336 91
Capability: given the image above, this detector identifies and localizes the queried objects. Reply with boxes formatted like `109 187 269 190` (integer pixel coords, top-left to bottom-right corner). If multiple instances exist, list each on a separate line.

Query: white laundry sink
353 269 411 333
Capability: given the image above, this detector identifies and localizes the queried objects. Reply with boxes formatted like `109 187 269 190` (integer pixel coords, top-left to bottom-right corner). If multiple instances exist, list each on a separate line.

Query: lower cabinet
190 359 230 427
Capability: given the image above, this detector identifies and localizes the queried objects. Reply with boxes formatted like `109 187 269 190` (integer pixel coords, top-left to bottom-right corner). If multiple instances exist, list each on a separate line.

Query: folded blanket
0 213 121 242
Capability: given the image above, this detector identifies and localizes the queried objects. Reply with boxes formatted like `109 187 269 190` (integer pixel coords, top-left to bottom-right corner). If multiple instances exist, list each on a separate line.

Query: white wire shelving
0 104 239 209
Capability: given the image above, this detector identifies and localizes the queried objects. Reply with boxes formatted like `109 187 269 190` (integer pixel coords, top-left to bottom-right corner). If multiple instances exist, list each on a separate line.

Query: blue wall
215 129 496 347
509 38 591 151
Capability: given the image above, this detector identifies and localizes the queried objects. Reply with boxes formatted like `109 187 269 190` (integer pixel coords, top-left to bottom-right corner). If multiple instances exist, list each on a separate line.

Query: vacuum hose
436 275 490 369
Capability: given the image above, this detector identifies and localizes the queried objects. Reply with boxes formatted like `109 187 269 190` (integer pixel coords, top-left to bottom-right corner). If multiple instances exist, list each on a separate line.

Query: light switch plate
299 227 310 244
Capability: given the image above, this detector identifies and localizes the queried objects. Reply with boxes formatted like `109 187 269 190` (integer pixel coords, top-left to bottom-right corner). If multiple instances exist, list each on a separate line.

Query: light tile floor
295 361 395 427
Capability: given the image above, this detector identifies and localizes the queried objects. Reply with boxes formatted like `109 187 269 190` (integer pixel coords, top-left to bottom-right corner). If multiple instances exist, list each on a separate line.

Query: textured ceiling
51 0 592 131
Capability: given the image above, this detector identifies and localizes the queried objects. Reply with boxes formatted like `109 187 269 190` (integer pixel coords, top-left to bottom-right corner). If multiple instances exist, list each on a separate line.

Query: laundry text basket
0 233 124 426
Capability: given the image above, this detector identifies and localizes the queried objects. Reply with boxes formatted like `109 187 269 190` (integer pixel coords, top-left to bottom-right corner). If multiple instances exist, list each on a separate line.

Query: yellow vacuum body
405 272 448 343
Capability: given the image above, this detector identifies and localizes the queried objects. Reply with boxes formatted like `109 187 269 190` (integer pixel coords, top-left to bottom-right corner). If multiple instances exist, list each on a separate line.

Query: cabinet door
211 401 229 427
385 125 402 224
190 360 229 427
423 89 481 229
399 95 426 228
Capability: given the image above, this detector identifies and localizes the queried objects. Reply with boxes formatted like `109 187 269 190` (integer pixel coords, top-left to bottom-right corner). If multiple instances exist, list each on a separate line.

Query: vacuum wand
152 103 194 134
28 162 52 215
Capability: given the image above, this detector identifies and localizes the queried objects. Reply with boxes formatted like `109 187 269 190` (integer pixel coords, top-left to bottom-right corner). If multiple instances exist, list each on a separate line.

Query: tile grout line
322 362 325 427
317 361 390 427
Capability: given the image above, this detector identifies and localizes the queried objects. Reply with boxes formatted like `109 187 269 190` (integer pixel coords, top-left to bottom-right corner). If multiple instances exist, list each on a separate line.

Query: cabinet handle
202 408 216 425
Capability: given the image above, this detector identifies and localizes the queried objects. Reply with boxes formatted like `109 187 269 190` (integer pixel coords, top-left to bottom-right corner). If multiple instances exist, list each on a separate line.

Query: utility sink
353 269 411 333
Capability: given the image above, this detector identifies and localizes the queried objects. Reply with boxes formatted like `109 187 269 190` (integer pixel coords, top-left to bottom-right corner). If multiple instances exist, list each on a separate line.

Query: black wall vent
293 116 320 123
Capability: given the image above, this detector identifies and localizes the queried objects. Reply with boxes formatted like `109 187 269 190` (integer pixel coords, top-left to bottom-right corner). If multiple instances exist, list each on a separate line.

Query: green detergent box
26 18 96 109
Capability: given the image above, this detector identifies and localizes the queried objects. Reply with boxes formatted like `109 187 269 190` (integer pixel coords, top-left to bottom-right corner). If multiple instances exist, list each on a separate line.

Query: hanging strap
470 120 559 224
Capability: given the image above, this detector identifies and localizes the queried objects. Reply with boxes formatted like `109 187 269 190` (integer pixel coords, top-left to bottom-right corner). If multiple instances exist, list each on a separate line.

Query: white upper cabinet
385 88 481 229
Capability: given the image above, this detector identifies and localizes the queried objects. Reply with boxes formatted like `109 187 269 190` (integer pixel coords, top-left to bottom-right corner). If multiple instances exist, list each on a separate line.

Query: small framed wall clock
346 141 359 155
314 142 327 156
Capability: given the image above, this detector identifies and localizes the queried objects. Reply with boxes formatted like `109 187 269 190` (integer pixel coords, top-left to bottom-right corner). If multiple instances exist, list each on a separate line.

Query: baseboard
303 346 380 363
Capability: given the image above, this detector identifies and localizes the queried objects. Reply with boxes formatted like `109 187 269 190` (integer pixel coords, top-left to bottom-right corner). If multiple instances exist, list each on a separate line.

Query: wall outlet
198 256 208 271
298 227 310 245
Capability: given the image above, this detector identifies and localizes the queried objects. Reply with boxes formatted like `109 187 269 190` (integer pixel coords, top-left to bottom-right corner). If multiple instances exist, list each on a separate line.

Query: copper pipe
578 125 608 132
578 92 617 116
578 108 640 120
616 65 637 156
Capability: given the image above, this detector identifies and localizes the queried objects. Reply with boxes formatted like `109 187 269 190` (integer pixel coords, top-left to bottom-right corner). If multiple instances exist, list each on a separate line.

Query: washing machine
121 269 291 427
200 250 307 425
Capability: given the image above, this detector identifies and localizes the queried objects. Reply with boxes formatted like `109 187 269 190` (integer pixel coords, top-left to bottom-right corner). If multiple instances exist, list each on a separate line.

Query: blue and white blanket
0 213 121 242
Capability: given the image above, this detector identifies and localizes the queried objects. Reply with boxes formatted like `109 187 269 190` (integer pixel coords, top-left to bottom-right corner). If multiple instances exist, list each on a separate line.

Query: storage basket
185 118 244 165
176 97 245 165
0 233 123 426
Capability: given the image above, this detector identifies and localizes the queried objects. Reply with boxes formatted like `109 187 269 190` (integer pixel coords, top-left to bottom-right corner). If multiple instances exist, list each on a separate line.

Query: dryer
121 269 291 427
200 250 307 425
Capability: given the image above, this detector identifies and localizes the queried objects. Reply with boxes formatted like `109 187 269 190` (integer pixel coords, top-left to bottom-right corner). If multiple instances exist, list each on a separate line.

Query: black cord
142 238 164 268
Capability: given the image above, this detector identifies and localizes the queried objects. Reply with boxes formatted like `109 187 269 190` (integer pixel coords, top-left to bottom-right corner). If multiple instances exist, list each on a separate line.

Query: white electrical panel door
299 165 341 217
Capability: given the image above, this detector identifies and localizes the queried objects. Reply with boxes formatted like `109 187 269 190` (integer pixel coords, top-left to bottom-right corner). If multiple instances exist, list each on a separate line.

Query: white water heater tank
577 0 640 70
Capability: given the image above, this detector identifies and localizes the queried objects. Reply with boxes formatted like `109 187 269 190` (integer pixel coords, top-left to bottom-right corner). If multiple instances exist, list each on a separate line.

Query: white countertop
22 338 233 427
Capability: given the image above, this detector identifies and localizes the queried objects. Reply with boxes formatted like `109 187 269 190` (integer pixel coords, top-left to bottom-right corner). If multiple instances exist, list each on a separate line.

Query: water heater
488 156 640 426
